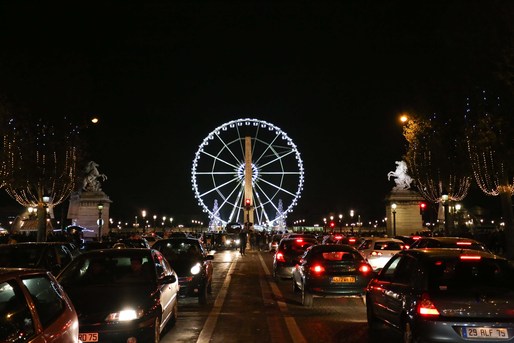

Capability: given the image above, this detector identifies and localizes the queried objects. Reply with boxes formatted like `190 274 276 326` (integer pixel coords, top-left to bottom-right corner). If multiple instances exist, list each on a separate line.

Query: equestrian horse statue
387 160 413 191
82 161 108 192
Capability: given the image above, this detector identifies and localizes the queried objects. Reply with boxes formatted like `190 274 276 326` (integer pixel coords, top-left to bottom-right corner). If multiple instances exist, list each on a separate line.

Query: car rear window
373 241 404 251
280 239 316 253
315 251 361 261
426 258 514 291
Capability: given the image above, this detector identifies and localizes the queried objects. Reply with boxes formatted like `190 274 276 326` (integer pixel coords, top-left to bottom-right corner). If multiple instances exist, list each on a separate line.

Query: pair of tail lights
309 263 372 275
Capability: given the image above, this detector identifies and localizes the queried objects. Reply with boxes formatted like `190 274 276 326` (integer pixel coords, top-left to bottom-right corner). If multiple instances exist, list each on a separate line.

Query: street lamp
97 203 104 242
441 191 449 236
153 214 157 229
141 210 147 233
391 203 397 236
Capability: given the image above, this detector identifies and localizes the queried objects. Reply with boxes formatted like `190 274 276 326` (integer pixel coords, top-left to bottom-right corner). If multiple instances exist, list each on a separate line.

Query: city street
160 247 402 343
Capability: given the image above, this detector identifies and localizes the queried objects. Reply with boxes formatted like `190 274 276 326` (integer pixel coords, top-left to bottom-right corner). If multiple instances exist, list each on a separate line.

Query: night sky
0 1 511 227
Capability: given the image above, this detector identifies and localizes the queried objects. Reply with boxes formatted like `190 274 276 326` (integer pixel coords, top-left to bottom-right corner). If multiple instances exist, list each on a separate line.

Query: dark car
273 237 318 281
57 248 179 342
366 248 514 343
0 242 78 275
409 236 491 252
0 268 80 342
152 237 214 305
394 235 422 249
292 244 374 307
117 237 151 248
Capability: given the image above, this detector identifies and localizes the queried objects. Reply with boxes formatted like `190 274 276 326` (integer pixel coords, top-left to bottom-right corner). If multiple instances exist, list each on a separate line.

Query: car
272 237 318 280
394 235 422 249
0 242 78 275
57 248 179 342
0 268 80 342
80 240 116 251
357 237 405 270
409 236 492 252
117 237 151 248
152 237 214 305
366 248 514 343
142 234 163 247
292 244 375 307
322 233 362 247
268 234 283 252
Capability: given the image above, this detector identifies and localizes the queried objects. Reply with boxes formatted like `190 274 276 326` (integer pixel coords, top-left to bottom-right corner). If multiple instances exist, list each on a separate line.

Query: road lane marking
258 253 307 343
196 252 239 343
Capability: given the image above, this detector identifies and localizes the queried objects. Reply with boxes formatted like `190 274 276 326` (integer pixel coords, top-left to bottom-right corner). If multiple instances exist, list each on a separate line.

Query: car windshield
426 258 514 292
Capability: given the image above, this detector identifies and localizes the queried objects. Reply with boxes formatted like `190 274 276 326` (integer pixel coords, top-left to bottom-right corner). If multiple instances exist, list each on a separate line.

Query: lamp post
392 203 397 236
141 210 147 233
37 196 51 242
441 191 449 236
97 203 104 242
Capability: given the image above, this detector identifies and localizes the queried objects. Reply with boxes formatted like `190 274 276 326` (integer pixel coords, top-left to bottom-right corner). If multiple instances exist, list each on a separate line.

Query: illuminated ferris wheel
191 118 305 229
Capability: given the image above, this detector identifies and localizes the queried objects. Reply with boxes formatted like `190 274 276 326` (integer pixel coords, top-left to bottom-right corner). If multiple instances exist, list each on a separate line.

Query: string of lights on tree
403 112 471 204
465 89 514 196
2 115 81 208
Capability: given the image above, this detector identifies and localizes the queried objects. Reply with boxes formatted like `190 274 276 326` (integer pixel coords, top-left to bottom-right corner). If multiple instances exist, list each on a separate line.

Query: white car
357 237 405 270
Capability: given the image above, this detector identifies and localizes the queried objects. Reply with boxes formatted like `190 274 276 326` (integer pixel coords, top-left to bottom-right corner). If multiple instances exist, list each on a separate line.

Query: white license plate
79 333 99 342
463 327 509 339
331 276 355 283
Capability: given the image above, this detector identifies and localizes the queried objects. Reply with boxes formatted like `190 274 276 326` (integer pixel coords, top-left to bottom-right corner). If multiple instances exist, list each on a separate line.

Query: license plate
331 276 355 283
462 327 509 339
79 333 99 342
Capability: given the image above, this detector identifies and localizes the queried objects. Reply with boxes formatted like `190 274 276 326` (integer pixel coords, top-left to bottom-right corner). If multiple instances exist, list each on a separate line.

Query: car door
153 251 177 328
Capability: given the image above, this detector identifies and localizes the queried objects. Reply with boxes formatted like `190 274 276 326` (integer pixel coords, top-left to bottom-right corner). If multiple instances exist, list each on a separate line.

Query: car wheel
301 284 313 307
169 300 178 327
403 320 415 343
150 315 161 343
366 296 379 331
198 285 208 305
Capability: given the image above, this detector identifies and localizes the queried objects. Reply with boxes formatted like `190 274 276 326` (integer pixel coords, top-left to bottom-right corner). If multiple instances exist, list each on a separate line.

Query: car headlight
226 239 232 244
106 308 144 322
235 239 240 245
191 263 202 275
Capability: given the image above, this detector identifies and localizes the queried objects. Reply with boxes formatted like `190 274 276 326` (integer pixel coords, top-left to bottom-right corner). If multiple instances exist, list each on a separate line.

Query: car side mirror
160 274 177 284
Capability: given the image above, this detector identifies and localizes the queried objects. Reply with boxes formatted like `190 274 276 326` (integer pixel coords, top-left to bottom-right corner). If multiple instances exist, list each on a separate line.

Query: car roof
0 267 50 279
401 247 502 260
308 244 359 253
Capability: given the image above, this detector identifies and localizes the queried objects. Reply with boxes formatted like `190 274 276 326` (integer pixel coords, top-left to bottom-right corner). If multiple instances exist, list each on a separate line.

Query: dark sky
0 1 511 227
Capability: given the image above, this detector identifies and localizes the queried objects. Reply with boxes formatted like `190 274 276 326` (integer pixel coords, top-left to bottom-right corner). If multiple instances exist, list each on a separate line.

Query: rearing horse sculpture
82 161 108 192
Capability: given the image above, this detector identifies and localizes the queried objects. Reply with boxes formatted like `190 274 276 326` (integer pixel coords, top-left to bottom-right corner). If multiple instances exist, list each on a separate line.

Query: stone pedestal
67 191 112 240
385 190 425 236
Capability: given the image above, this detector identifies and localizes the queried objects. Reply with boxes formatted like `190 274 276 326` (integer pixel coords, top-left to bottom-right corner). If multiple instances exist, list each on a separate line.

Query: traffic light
419 202 427 215
245 198 251 209
329 221 335 229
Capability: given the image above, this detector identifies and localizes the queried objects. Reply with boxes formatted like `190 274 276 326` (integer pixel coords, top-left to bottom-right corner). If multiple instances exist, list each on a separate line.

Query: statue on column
82 161 108 192
387 160 413 191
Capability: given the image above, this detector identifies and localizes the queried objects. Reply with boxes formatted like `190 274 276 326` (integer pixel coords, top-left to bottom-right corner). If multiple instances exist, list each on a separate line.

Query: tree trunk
499 191 514 260
36 202 47 242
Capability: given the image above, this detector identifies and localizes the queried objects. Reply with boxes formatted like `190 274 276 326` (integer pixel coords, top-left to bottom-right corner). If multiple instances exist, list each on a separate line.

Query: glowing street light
391 203 397 236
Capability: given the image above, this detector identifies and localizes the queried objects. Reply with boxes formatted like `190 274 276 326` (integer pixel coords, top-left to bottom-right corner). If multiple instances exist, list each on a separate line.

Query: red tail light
295 238 304 243
460 255 481 260
404 244 411 250
417 293 440 317
456 241 472 246
276 251 286 262
359 263 372 274
348 237 356 244
309 264 325 274
334 235 343 240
